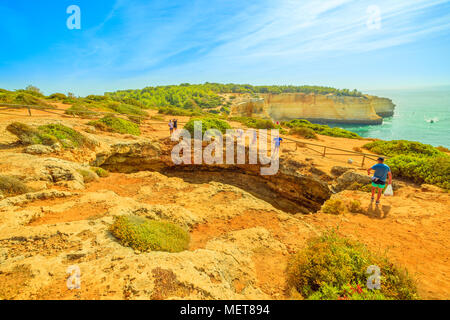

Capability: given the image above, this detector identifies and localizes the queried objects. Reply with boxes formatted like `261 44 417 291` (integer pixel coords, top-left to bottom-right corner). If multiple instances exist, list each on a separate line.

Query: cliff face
230 93 395 124
366 95 396 117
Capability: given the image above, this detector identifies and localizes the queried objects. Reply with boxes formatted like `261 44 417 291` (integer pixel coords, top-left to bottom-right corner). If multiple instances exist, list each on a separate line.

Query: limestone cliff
230 93 395 124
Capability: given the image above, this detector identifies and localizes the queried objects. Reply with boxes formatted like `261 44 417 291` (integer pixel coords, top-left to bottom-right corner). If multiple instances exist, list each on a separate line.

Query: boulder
334 171 372 192
24 144 54 155
331 166 353 177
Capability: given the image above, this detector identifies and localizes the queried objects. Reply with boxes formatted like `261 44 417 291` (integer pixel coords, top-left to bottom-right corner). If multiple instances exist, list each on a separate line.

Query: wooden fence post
27 107 31 116
361 155 365 167
322 146 326 157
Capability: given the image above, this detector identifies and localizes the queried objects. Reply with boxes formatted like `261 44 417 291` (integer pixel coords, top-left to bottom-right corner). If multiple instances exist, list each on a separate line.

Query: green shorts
371 182 385 188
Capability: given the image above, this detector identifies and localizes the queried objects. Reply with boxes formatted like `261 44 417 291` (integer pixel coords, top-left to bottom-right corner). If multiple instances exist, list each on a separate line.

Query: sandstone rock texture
230 93 395 124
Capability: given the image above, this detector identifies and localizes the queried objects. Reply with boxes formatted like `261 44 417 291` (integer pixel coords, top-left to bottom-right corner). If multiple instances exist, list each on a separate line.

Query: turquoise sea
333 86 450 148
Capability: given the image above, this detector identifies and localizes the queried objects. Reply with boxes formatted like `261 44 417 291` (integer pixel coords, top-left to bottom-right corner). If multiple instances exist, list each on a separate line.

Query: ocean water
333 86 450 148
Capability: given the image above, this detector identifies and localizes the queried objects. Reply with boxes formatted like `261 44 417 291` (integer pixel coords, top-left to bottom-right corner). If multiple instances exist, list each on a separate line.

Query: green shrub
364 140 450 189
287 230 418 300
38 124 87 148
347 200 363 213
289 127 318 139
228 117 280 130
321 198 346 215
6 122 89 148
48 93 67 101
363 140 442 157
0 175 32 197
88 116 141 136
158 107 202 116
283 119 361 139
110 215 190 253
91 167 109 178
184 117 232 136
386 154 449 190
106 102 148 117
65 104 99 118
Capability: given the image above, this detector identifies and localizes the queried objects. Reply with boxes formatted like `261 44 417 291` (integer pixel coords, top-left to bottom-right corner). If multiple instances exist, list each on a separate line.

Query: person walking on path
168 120 174 135
367 157 392 205
173 119 178 131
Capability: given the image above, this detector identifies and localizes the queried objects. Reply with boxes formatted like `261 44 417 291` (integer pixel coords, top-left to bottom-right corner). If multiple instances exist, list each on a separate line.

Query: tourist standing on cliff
173 119 178 131
168 120 174 135
273 136 283 156
367 157 392 205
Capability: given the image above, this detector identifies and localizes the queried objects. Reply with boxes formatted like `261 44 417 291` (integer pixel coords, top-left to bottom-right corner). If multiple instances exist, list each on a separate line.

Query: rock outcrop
230 93 395 124
93 139 331 213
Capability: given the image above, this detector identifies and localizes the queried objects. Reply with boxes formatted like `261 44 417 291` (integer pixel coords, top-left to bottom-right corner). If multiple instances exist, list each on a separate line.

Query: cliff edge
230 93 395 124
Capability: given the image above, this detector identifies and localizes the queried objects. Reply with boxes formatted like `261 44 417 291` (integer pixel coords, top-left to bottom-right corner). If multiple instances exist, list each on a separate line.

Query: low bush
287 230 418 300
110 215 190 253
65 104 99 118
88 116 141 136
91 167 109 178
228 117 280 130
282 119 361 139
38 124 87 148
289 127 317 139
363 140 442 157
364 140 450 189
0 175 32 197
321 198 346 215
47 93 67 101
184 117 232 136
347 200 363 213
158 107 202 117
6 122 88 148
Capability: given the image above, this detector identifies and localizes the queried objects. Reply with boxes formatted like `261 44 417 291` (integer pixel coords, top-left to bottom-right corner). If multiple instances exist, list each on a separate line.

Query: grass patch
282 119 361 139
0 175 33 197
184 117 232 136
364 140 449 189
109 215 190 253
88 116 141 136
287 230 418 300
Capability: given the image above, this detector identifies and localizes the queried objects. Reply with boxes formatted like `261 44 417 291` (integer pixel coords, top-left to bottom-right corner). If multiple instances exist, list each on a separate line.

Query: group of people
168 119 178 135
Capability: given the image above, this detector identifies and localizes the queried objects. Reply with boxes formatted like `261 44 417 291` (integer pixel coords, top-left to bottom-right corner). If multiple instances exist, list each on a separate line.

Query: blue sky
1 0 450 95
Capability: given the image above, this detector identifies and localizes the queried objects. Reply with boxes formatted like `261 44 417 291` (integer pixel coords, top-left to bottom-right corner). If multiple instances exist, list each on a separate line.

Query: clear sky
1 0 450 95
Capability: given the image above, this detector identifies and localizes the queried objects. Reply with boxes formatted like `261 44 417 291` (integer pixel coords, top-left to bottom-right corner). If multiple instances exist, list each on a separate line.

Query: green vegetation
184 117 232 136
91 167 110 178
109 215 190 253
65 104 100 118
228 116 280 130
283 119 361 139
88 116 141 136
0 88 52 108
76 169 98 183
321 198 345 215
0 175 32 197
158 106 203 116
38 124 88 148
47 93 67 101
364 140 450 189
6 122 89 148
287 230 418 300
288 127 318 139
